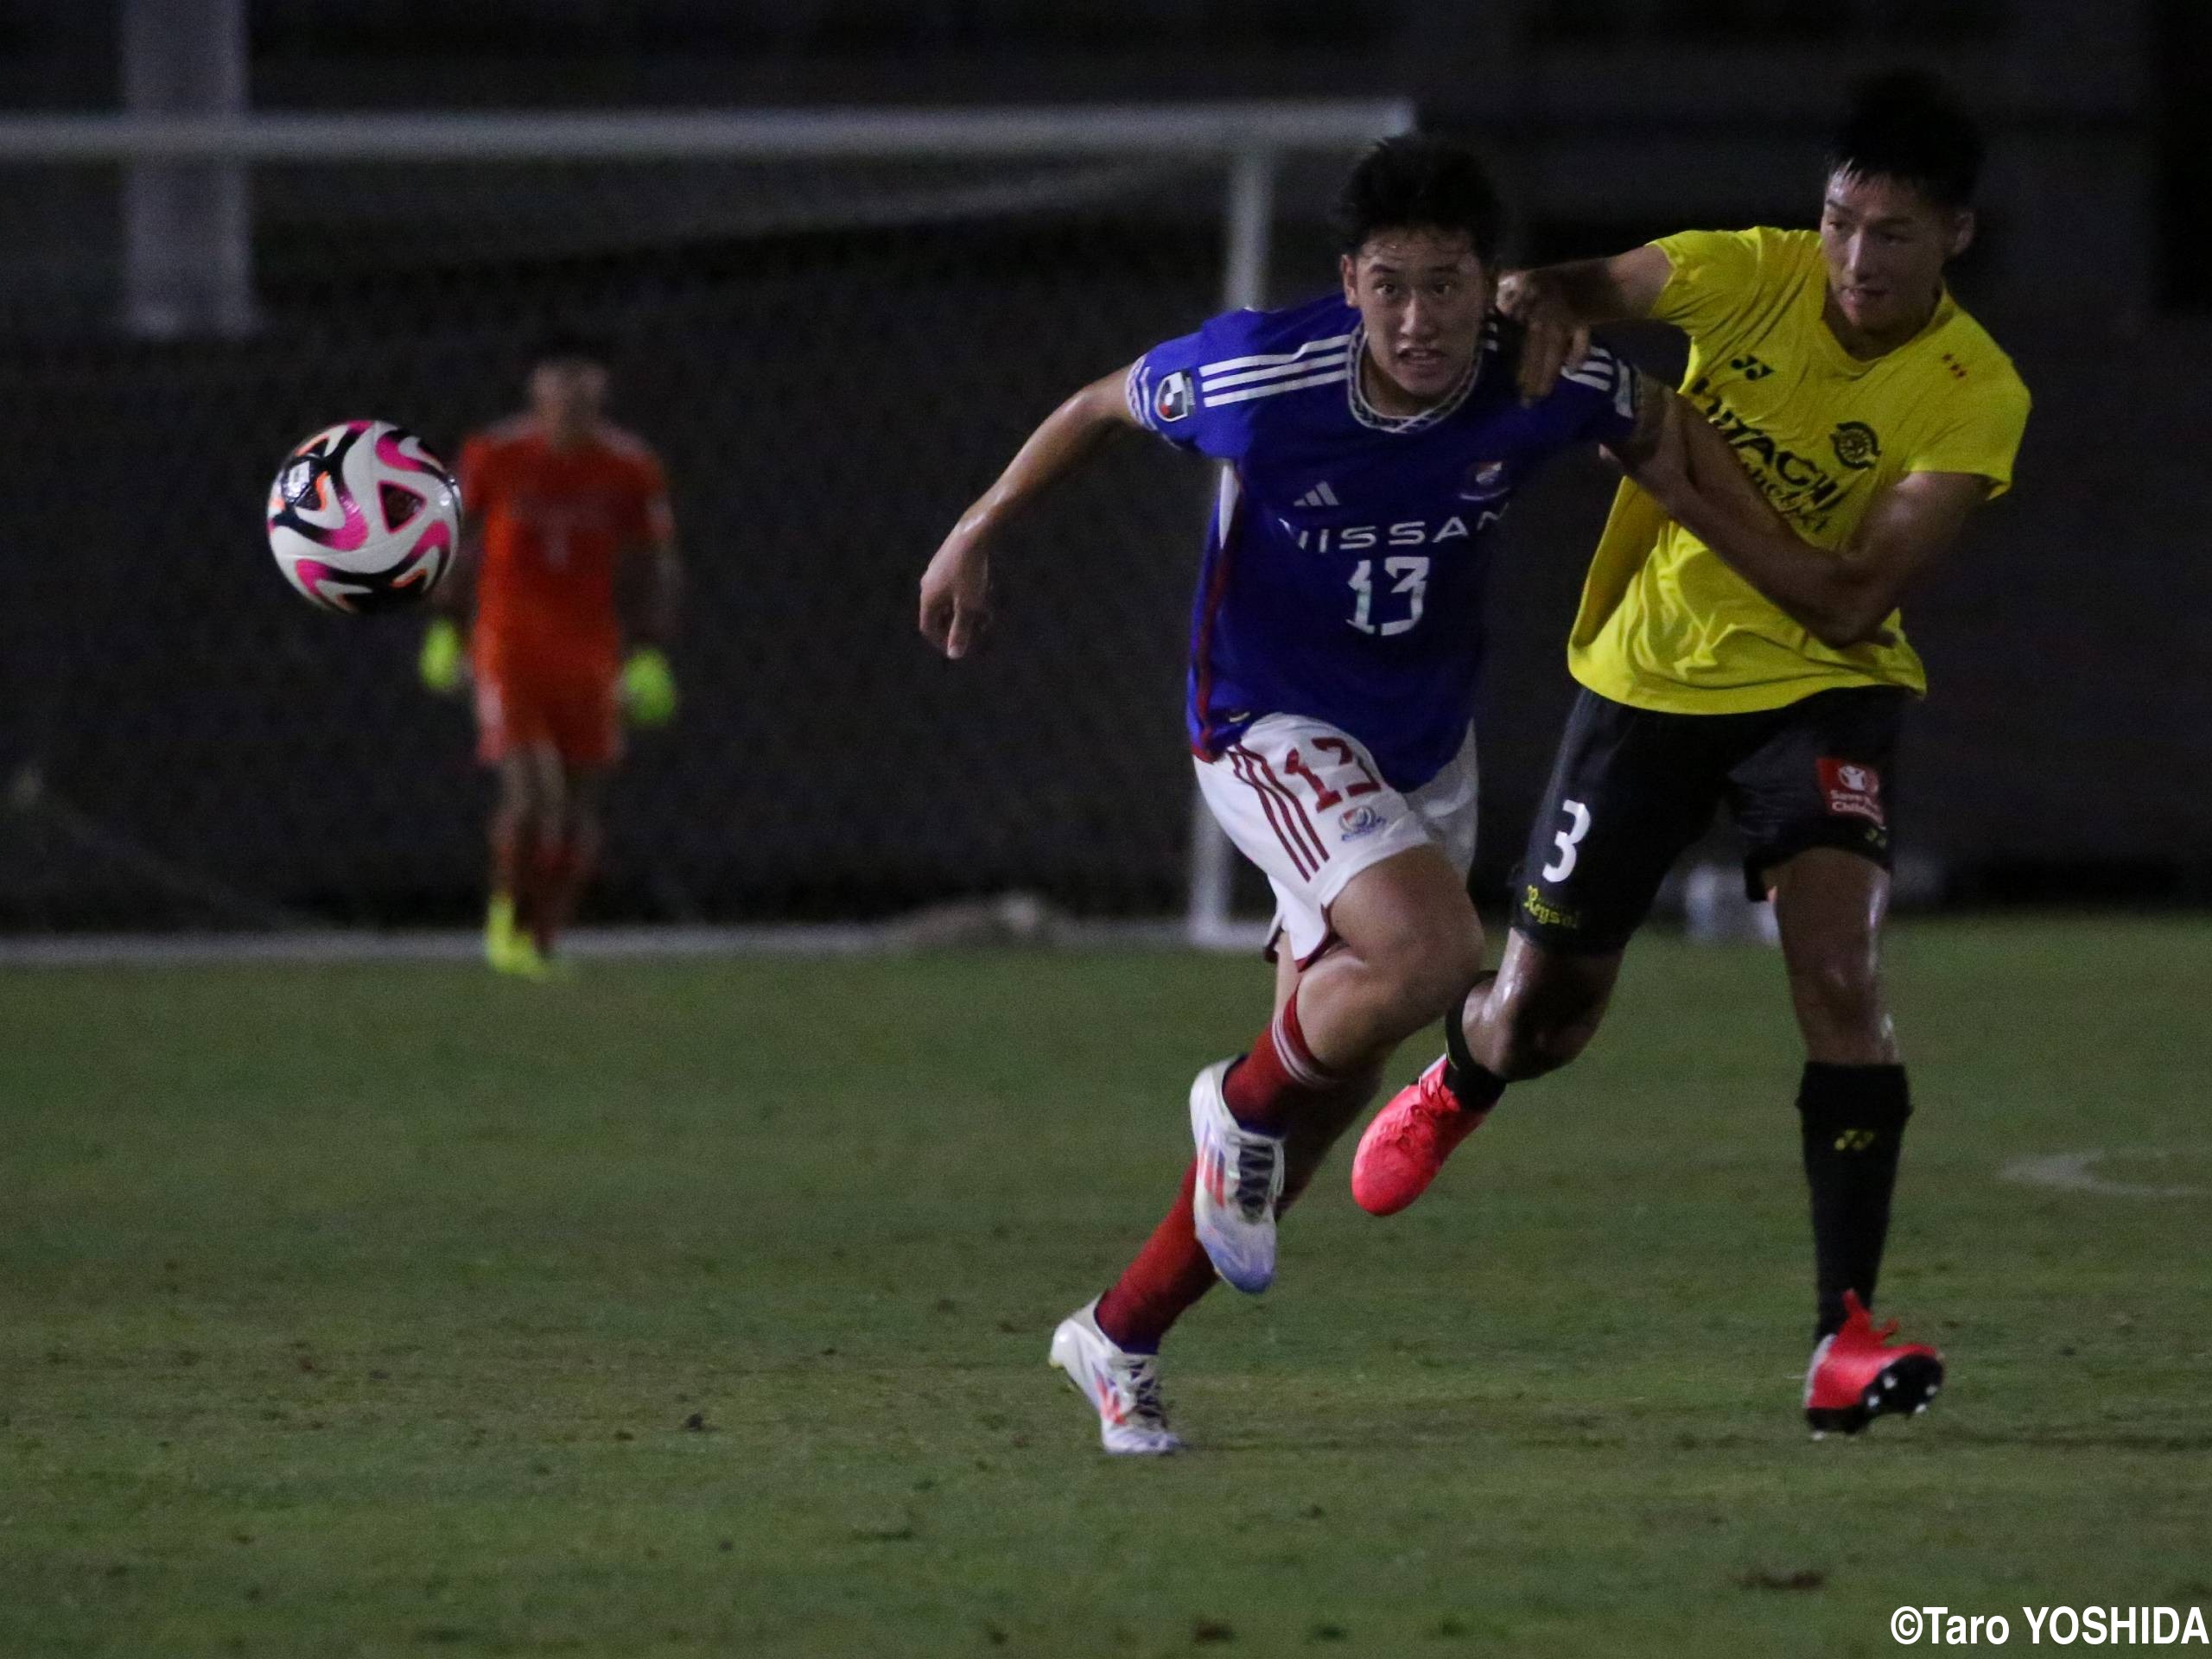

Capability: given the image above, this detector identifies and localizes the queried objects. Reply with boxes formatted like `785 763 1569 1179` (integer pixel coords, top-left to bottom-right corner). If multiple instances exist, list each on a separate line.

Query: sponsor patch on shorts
1818 757 1885 824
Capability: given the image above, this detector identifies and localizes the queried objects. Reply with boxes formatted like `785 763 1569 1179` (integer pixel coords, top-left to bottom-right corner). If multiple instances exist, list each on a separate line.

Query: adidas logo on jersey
1294 481 1340 509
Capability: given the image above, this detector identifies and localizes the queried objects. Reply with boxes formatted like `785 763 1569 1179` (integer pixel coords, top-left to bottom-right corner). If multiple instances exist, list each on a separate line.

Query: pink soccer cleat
1351 1057 1491 1216
1803 1290 1945 1436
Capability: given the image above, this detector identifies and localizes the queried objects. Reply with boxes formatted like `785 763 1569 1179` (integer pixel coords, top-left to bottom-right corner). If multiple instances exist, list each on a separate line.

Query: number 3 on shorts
1541 798 1592 882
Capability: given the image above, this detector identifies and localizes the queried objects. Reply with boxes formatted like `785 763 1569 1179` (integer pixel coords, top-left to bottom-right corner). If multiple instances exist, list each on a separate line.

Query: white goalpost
0 99 1414 955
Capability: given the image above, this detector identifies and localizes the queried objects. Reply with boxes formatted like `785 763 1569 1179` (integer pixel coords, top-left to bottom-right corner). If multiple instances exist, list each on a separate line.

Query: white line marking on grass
1999 1149 2203 1198
0 915 1274 969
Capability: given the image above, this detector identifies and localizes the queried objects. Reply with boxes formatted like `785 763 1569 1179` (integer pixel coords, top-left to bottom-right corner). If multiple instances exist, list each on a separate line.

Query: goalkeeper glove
621 647 678 727
419 617 465 694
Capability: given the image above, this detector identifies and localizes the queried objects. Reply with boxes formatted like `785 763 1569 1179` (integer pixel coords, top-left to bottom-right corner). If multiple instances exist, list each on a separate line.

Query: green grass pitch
4 917 2210 1656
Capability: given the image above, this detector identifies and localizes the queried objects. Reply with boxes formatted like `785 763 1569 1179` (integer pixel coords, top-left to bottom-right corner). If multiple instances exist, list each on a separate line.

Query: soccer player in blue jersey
921 136 1723 1454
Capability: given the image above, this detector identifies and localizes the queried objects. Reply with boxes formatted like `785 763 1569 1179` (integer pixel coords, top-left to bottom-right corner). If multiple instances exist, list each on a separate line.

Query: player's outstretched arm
918 364 1141 659
1497 245 1675 403
1625 396 1990 649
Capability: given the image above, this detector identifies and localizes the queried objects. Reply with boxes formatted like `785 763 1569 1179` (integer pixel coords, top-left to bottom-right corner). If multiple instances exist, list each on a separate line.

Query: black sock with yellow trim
1797 1062 1912 1341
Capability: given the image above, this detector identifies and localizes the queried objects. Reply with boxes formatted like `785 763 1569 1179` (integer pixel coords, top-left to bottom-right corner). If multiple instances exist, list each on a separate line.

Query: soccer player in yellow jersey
1352 74 2029 1434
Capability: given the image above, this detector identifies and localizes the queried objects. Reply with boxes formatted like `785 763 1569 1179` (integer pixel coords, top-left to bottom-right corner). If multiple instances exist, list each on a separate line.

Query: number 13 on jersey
1348 556 1428 636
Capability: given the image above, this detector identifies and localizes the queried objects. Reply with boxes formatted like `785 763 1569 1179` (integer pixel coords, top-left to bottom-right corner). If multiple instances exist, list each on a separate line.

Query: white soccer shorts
1194 713 1478 967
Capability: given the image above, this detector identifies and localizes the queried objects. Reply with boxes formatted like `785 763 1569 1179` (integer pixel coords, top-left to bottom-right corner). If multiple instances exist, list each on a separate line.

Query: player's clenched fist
918 534 992 660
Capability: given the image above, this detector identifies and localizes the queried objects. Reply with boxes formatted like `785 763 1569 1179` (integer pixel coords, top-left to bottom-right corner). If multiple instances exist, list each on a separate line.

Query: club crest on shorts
1338 804 1386 841
1153 371 1195 424
1818 758 1885 823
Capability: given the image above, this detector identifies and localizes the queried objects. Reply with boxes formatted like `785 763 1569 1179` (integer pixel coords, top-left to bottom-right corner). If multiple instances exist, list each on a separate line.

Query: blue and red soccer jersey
1127 294 1641 791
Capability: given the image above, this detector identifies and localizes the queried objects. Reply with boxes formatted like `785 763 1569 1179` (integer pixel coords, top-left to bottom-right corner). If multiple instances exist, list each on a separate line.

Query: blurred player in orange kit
419 334 683 976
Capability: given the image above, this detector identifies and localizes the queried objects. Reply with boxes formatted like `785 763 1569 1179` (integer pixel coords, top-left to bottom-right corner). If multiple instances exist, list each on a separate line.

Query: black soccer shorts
1511 684 1910 955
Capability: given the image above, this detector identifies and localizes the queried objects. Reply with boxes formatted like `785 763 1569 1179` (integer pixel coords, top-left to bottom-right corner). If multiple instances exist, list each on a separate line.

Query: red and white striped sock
1090 999 1364 1356
1092 1058 1382 1355
1221 987 1336 1135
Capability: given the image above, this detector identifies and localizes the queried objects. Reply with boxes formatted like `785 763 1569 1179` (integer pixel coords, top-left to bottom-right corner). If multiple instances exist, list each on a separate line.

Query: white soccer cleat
1048 1300 1183 1456
1188 1058 1285 1294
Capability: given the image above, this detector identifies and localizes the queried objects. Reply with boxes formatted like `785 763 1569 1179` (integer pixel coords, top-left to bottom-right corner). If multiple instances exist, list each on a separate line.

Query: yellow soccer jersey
1567 226 2031 713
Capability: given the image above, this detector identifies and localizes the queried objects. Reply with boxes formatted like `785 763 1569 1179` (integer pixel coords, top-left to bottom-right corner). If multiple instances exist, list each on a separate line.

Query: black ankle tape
1442 986 1507 1109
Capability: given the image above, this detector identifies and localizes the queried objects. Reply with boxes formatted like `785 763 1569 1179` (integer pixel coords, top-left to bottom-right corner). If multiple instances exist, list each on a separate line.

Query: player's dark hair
1827 72 1984 211
1333 134 1503 268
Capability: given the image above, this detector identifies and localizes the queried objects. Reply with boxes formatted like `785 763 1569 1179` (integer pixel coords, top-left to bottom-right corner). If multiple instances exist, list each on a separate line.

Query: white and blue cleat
1048 1300 1183 1457
1188 1058 1286 1295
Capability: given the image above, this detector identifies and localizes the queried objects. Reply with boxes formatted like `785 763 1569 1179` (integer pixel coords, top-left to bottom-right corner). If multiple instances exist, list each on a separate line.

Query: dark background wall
0 0 2202 929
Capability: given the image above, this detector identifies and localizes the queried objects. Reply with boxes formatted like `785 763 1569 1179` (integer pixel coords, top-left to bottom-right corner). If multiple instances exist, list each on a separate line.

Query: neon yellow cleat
485 895 536 976
486 898 577 981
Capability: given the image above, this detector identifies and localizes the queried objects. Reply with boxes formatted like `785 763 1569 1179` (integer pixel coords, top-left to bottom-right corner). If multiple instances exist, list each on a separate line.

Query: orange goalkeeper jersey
461 417 671 673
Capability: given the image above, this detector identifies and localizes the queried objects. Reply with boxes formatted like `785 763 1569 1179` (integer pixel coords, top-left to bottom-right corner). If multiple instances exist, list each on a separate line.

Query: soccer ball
265 420 461 613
